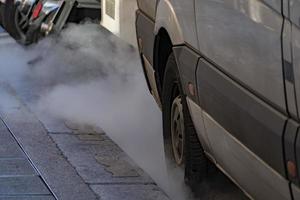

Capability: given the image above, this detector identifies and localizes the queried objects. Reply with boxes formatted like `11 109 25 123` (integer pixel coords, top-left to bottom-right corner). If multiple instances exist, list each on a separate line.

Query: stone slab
0 84 98 200
0 176 50 195
0 159 37 177
91 184 169 200
0 134 25 159
50 133 154 184
0 196 55 200
0 122 25 159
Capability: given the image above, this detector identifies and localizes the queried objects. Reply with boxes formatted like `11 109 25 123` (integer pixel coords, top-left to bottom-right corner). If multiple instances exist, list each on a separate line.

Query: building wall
101 0 138 47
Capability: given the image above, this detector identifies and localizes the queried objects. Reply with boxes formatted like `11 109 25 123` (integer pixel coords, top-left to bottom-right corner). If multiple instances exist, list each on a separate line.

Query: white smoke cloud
0 23 200 200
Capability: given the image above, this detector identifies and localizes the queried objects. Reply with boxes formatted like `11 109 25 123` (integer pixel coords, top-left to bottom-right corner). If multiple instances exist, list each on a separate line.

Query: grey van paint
155 0 198 48
136 0 300 198
290 1 300 120
263 0 282 11
173 46 200 103
292 184 300 199
187 98 213 157
283 0 289 16
292 33 300 119
283 19 298 118
196 58 288 176
195 0 286 112
290 0 300 27
182 54 291 199
202 110 291 200
137 0 199 48
284 120 299 182
287 10 300 199
136 0 156 20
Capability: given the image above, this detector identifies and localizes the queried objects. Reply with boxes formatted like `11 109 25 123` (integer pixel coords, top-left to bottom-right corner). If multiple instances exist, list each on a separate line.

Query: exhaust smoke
0 23 197 200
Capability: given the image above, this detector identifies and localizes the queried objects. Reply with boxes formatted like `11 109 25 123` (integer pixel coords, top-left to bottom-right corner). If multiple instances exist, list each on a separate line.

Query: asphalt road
0 25 248 200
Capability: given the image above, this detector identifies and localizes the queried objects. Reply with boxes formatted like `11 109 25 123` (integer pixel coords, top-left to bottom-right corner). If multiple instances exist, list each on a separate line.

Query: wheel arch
153 28 173 96
154 0 184 45
153 0 185 95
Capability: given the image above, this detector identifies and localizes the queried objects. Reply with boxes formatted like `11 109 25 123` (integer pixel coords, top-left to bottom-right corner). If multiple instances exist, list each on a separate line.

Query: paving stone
64 121 105 136
0 122 25 159
0 45 169 199
0 196 55 200
27 108 72 134
0 176 50 195
95 156 140 177
51 133 154 184
77 134 106 141
64 121 103 134
0 159 37 177
91 184 169 200
38 115 72 134
0 85 98 200
0 134 25 159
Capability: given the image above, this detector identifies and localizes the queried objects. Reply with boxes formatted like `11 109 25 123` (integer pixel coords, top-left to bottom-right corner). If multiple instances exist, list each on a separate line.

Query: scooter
1 0 100 44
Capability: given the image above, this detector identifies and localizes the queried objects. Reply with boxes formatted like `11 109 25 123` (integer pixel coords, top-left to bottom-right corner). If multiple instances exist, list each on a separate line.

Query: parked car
136 0 300 199
0 0 100 44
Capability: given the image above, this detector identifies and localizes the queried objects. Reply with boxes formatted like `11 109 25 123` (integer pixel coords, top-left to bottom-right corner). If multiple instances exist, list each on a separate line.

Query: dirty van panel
195 0 286 112
195 0 290 199
290 1 300 120
137 0 156 20
290 0 300 27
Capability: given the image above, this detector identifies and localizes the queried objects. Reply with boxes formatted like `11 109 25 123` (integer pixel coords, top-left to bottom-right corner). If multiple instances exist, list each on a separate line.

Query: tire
162 53 208 191
2 0 41 44
2 0 23 41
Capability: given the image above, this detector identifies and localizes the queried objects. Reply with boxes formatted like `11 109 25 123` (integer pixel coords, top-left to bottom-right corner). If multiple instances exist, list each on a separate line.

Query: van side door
289 0 300 198
194 0 291 199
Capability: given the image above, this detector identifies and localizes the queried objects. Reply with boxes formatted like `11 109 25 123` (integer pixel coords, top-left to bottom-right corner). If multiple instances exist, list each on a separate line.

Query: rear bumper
136 10 162 107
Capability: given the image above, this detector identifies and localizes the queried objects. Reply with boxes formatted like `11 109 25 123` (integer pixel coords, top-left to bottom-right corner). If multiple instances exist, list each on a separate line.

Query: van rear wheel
162 53 209 190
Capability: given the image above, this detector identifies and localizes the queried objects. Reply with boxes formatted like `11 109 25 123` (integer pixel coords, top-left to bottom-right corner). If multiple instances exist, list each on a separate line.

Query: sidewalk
0 119 55 199
0 77 169 200
0 25 55 199
0 23 172 199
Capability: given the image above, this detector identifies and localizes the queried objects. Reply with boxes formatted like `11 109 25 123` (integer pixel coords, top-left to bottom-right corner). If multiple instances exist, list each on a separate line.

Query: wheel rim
14 0 39 41
171 95 185 166
15 5 30 39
